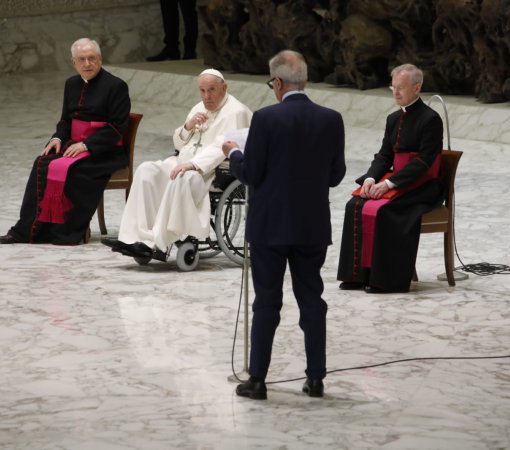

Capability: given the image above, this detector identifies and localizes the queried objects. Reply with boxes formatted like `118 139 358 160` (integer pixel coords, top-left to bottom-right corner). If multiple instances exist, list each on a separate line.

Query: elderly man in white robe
101 69 252 259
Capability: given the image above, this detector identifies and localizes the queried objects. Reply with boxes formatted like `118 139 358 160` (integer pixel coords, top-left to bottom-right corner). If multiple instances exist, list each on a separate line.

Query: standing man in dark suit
146 0 198 61
222 50 346 400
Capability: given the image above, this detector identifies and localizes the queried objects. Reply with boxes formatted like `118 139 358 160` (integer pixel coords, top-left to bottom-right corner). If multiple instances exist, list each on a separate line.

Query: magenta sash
38 119 108 224
360 152 441 267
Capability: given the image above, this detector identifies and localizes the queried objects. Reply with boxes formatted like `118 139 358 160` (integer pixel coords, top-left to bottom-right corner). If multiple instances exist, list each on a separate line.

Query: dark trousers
160 0 198 57
248 243 328 381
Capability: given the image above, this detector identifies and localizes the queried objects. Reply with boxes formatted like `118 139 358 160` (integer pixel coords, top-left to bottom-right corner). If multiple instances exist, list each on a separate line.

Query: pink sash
38 119 107 224
359 152 441 267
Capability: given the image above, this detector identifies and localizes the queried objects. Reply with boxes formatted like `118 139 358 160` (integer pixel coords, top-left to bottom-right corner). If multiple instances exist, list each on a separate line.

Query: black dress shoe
339 281 364 290
0 234 21 244
101 237 124 250
118 241 153 258
146 47 180 62
236 379 267 400
364 285 409 294
302 378 324 397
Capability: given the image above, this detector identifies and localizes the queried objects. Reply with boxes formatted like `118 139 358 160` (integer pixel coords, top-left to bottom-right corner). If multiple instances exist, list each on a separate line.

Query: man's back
231 93 346 245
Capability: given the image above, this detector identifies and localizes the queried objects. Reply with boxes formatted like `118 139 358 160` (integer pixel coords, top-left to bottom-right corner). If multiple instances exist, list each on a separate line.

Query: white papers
224 127 249 151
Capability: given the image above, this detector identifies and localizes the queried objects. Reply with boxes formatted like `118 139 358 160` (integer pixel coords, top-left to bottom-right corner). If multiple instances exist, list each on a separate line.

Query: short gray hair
391 63 423 86
71 38 101 57
269 50 308 89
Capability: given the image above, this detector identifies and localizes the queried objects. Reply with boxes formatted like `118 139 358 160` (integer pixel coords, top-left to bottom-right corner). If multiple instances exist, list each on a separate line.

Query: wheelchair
132 164 247 271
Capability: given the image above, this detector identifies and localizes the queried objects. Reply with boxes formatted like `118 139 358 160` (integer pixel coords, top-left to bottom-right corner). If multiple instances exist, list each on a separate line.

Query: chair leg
97 195 107 235
444 231 456 287
83 226 91 244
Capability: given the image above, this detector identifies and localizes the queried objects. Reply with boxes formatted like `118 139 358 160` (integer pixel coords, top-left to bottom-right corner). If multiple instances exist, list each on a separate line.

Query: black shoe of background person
339 281 364 290
302 378 324 397
236 378 267 400
146 47 180 62
0 234 21 244
364 285 409 294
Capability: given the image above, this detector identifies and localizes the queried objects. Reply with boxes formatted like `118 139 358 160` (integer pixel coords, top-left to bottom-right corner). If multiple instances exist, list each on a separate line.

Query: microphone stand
228 185 250 383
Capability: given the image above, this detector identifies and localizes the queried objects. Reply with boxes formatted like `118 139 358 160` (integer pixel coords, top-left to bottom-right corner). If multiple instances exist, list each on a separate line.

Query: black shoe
339 281 364 290
146 47 180 62
302 378 324 397
116 241 153 258
101 237 125 250
364 285 409 294
0 234 21 244
236 379 267 400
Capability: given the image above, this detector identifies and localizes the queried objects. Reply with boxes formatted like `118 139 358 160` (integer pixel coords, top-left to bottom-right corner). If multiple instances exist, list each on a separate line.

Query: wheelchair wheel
199 191 223 259
198 240 222 259
176 241 199 271
214 179 246 265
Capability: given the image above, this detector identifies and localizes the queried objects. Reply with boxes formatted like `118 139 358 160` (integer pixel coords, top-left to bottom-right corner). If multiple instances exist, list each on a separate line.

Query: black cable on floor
450 193 509 276
263 354 510 385
231 193 510 385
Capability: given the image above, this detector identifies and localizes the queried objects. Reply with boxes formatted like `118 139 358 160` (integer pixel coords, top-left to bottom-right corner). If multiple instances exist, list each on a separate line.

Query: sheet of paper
224 128 249 151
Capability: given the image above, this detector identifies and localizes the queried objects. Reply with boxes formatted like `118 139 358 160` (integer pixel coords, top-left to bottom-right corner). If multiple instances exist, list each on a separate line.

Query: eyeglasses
266 77 278 89
389 84 415 93
74 56 99 65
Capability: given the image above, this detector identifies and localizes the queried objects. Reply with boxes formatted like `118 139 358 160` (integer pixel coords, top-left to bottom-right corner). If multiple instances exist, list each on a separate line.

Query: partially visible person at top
0 38 131 245
147 0 198 61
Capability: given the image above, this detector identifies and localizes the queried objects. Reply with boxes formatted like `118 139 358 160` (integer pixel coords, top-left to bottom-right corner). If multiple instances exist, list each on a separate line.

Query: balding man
102 69 252 259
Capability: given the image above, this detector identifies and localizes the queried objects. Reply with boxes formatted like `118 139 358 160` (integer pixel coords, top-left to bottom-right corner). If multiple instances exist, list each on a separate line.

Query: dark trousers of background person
248 243 329 381
161 0 198 59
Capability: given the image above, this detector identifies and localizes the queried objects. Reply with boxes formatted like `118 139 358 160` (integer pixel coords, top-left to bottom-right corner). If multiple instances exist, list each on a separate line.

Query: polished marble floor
0 62 509 450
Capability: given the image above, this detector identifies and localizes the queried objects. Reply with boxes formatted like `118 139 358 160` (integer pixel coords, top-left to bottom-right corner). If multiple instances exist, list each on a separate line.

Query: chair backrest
108 112 143 187
439 149 463 209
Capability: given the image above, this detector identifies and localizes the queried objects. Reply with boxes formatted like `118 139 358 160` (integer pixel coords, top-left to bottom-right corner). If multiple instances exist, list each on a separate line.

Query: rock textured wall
0 0 162 74
200 0 510 103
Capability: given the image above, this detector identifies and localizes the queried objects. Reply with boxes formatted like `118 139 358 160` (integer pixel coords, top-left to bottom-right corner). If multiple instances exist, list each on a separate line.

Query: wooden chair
414 149 463 286
97 112 143 235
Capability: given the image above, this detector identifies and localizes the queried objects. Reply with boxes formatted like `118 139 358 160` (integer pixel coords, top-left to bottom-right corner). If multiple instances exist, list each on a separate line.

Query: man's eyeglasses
389 83 416 93
266 77 278 89
74 56 99 65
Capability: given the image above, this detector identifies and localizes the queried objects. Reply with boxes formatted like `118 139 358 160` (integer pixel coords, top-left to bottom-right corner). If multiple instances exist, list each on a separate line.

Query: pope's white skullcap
199 68 225 81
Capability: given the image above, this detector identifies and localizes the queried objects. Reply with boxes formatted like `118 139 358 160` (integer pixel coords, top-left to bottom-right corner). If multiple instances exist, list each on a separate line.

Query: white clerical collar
400 97 419 112
283 90 305 101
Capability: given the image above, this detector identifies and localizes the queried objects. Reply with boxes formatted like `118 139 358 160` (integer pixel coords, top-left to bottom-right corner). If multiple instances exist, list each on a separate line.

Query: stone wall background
200 0 510 104
2 0 508 104
0 0 163 73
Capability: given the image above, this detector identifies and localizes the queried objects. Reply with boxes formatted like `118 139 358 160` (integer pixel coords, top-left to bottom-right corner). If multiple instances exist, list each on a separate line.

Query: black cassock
337 98 444 291
9 68 131 245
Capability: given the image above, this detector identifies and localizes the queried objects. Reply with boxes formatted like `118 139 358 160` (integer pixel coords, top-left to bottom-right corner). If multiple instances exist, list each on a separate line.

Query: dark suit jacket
229 93 346 246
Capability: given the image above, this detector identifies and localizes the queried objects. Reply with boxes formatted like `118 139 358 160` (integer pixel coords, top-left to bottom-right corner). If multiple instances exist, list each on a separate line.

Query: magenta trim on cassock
359 152 441 268
37 119 109 224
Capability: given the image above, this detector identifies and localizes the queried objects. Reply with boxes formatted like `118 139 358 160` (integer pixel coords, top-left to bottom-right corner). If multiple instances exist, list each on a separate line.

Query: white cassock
118 93 252 251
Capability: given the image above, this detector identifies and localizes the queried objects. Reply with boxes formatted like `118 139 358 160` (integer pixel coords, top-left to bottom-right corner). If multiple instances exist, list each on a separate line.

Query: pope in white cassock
101 69 252 259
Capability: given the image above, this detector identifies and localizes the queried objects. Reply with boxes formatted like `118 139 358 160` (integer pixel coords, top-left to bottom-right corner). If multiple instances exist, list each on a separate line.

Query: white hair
71 38 101 57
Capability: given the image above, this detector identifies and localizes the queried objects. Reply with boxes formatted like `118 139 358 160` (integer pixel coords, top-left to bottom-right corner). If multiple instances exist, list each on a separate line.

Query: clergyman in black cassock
337 64 444 293
1 38 130 246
